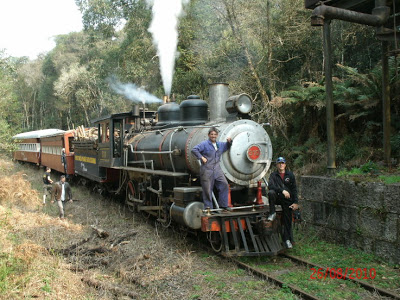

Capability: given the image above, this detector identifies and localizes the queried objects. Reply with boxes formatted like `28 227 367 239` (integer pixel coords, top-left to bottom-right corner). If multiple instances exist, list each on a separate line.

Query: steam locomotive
13 83 285 256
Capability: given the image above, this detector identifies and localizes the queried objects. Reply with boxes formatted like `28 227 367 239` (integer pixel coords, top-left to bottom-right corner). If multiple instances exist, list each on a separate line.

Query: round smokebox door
229 131 264 175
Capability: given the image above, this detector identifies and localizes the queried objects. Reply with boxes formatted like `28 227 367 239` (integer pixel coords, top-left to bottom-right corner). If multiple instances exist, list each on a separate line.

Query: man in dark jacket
52 175 73 218
191 127 232 211
268 157 299 249
42 167 53 205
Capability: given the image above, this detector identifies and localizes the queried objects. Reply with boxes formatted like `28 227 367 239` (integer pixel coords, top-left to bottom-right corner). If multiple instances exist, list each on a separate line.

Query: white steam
107 76 162 104
147 0 189 96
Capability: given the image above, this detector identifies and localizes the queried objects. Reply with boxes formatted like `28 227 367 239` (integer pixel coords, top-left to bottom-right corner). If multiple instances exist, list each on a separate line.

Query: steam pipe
324 21 336 172
311 1 390 27
382 41 391 167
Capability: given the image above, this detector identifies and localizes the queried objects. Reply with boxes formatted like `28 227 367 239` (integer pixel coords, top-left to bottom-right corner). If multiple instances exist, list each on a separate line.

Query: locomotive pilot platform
201 205 284 256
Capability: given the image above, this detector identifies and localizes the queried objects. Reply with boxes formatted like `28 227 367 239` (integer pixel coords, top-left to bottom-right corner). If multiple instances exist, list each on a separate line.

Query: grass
236 226 399 298
0 253 26 294
41 278 52 293
336 161 400 184
280 270 364 300
336 168 364 177
379 175 400 184
290 229 400 290
190 257 298 299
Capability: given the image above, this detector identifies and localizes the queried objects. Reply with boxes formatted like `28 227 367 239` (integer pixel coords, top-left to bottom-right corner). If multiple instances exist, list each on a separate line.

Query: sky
0 0 83 59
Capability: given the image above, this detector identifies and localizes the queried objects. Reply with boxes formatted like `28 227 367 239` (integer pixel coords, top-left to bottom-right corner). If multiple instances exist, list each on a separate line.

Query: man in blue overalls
192 127 232 211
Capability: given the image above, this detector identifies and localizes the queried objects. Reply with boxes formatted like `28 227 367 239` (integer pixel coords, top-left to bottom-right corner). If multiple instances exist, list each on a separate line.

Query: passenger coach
12 129 74 175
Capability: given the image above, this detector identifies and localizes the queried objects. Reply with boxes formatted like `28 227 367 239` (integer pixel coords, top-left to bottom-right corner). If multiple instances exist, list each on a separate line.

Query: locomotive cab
94 112 131 169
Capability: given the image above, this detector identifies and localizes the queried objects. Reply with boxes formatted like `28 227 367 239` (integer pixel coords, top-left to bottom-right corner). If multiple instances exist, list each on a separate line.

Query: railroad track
226 254 400 300
229 256 322 300
128 206 400 299
280 253 400 300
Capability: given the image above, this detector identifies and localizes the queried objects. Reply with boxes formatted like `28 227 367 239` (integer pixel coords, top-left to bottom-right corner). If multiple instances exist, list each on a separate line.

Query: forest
0 0 399 174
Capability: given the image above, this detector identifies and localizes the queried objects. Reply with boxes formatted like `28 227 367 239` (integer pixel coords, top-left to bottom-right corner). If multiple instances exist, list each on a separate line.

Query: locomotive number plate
247 145 261 162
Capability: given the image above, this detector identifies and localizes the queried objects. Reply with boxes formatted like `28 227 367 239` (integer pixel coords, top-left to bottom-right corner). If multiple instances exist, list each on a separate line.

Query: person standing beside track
52 175 73 219
267 157 299 249
61 148 68 177
42 167 53 205
192 127 232 212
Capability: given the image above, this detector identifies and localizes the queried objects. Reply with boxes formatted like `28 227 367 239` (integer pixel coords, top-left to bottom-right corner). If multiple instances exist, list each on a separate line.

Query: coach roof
12 129 66 140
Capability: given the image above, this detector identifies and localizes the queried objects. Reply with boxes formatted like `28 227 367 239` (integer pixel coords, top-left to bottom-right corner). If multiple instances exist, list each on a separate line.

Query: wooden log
62 236 92 254
91 225 109 238
47 236 92 256
110 231 137 248
79 246 109 256
79 126 84 138
66 265 86 272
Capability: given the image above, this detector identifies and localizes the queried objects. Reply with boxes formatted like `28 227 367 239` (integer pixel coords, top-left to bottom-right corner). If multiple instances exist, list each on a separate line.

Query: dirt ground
0 156 287 300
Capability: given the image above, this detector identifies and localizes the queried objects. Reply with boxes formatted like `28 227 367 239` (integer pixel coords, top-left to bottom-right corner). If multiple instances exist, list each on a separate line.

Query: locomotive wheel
93 183 104 195
207 231 223 253
157 203 172 228
126 181 138 212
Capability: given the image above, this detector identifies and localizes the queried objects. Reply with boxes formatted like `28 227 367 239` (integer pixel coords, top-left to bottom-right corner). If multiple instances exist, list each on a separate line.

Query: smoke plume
147 0 189 96
107 76 162 104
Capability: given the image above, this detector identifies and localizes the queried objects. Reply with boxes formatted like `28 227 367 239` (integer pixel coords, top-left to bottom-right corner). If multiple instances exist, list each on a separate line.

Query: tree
54 63 104 127
0 53 22 131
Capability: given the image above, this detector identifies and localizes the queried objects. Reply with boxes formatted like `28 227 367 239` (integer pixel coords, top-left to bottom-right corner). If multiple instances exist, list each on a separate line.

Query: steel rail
281 253 400 300
229 257 322 300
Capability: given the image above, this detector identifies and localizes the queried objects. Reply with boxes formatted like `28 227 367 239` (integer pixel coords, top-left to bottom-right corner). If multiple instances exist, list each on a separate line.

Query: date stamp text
310 267 376 280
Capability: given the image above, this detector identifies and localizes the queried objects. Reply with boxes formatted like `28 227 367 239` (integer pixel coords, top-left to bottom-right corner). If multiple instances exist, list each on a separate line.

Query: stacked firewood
74 126 98 141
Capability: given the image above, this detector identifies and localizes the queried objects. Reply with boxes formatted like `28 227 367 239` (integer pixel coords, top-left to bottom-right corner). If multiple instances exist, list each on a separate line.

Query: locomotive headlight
225 94 252 115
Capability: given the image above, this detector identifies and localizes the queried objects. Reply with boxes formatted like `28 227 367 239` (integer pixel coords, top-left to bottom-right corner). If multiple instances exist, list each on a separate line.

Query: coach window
106 123 110 142
100 122 110 143
113 120 122 157
101 123 106 143
68 137 74 152
98 124 102 144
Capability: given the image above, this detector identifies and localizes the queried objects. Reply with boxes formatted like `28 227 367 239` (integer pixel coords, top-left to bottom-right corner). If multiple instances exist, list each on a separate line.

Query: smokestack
209 83 229 122
132 104 140 117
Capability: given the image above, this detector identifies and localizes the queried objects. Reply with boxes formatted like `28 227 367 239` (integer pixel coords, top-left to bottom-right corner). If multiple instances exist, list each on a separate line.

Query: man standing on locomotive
192 127 232 211
267 157 299 249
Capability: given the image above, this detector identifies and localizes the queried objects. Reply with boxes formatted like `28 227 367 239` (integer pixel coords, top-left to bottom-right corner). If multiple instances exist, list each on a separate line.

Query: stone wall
299 176 400 264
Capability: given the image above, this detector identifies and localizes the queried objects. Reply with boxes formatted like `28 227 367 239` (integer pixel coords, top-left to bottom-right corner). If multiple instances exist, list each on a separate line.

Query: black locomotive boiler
62 83 285 256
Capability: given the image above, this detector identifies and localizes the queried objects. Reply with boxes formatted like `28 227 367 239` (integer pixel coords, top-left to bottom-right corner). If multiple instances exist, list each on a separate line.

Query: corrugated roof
12 129 66 140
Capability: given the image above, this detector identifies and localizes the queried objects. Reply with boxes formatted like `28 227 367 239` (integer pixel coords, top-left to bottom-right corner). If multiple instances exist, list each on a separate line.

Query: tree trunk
221 0 287 137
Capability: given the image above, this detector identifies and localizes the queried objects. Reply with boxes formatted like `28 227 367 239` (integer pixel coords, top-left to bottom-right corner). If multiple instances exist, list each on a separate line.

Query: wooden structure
305 0 400 169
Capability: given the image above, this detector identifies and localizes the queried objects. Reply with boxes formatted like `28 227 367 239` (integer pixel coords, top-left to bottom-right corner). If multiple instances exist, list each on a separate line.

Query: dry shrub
14 242 47 265
0 205 88 299
0 158 13 172
0 172 40 208
0 206 83 239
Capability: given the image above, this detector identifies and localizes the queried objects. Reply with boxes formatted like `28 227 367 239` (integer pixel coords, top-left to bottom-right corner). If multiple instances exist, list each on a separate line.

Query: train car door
98 121 111 168
112 119 123 167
